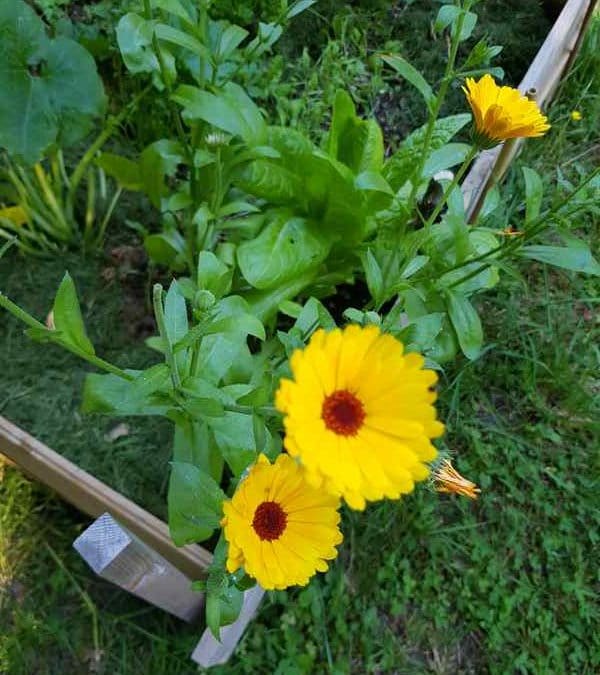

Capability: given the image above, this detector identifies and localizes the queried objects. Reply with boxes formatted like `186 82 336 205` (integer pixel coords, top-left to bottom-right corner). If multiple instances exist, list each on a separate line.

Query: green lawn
1 6 599 675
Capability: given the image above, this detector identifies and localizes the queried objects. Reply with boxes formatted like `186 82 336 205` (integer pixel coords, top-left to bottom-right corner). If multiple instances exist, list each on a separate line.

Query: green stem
67 88 150 215
0 292 133 380
425 145 478 227
153 284 182 389
405 1 468 217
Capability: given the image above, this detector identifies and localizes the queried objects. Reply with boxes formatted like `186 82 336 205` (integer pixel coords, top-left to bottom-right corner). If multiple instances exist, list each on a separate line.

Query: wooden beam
74 513 205 622
191 585 266 667
0 415 212 578
462 0 595 220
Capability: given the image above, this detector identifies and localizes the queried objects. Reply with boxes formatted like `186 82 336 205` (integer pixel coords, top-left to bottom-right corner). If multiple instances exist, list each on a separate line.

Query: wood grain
0 415 212 578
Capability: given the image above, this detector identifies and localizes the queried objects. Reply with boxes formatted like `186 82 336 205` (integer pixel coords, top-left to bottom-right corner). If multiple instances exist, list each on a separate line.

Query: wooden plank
462 0 594 220
191 585 266 667
0 415 212 578
74 513 204 622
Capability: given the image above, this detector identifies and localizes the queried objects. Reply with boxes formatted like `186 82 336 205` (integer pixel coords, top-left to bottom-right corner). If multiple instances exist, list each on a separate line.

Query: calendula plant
1 0 599 639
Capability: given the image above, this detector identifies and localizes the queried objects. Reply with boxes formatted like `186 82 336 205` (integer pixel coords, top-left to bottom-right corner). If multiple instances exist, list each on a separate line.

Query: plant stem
425 144 478 227
0 292 133 380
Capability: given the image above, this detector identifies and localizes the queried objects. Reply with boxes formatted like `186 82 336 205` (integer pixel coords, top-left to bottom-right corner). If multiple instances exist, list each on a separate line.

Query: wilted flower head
434 459 481 499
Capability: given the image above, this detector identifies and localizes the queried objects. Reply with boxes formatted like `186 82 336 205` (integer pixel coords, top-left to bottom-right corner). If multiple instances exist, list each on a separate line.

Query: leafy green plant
0 0 133 253
1 0 599 643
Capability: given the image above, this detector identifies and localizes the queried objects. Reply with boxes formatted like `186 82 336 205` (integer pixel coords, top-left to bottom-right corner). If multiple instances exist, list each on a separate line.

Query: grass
1 6 599 675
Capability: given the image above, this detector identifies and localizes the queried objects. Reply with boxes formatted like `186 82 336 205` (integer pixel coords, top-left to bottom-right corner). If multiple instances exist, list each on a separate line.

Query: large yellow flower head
463 74 550 147
222 454 342 590
276 325 444 510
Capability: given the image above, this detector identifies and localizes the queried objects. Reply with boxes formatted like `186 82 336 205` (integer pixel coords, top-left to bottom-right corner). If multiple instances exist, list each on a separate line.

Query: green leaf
197 251 232 299
96 153 142 190
287 0 317 19
164 281 189 344
423 143 471 177
522 167 543 223
384 114 471 190
154 23 211 61
0 1 106 164
237 212 331 290
361 249 384 307
519 245 600 275
380 54 434 109
208 411 257 476
173 82 266 145
144 230 188 269
206 580 244 640
139 139 185 208
168 462 225 545
217 25 248 59
327 91 385 174
129 363 171 399
53 273 95 355
82 372 169 415
152 0 195 22
435 6 477 41
446 291 483 360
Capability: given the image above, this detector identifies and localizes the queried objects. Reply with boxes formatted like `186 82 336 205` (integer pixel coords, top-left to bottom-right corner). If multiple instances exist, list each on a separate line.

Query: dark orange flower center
321 390 365 436
252 501 287 541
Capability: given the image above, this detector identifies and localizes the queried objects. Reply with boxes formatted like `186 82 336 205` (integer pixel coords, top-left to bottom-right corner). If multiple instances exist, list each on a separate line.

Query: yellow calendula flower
463 74 550 148
276 326 444 510
570 110 582 121
434 459 481 499
222 453 342 590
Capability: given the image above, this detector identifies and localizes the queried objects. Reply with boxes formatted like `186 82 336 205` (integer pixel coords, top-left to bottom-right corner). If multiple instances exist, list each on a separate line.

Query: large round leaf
237 210 332 290
0 0 106 164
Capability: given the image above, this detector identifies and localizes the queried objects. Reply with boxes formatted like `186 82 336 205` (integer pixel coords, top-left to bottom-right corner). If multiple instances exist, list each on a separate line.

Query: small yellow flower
276 326 443 510
434 459 480 499
463 74 550 148
0 206 27 227
570 110 582 121
222 454 342 590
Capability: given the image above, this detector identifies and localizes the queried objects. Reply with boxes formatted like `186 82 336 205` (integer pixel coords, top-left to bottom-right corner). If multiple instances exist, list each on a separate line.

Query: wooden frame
0 0 595 666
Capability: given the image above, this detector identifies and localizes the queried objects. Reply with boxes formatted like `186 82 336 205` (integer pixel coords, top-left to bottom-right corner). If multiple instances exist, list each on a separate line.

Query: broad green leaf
197 251 232 299
384 114 471 190
208 411 257 476
129 363 171 399
217 25 248 59
519 245 600 275
82 372 169 415
287 0 317 19
446 291 483 360
173 82 266 145
0 1 105 164
522 167 543 223
144 230 188 269
96 153 142 190
117 13 154 74
53 273 95 355
237 212 331 290
154 23 211 60
152 0 195 23
398 313 444 352
236 160 304 206
435 6 477 41
173 420 223 482
423 143 471 177
381 54 434 109
168 462 225 545
326 91 384 174
164 281 189 344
